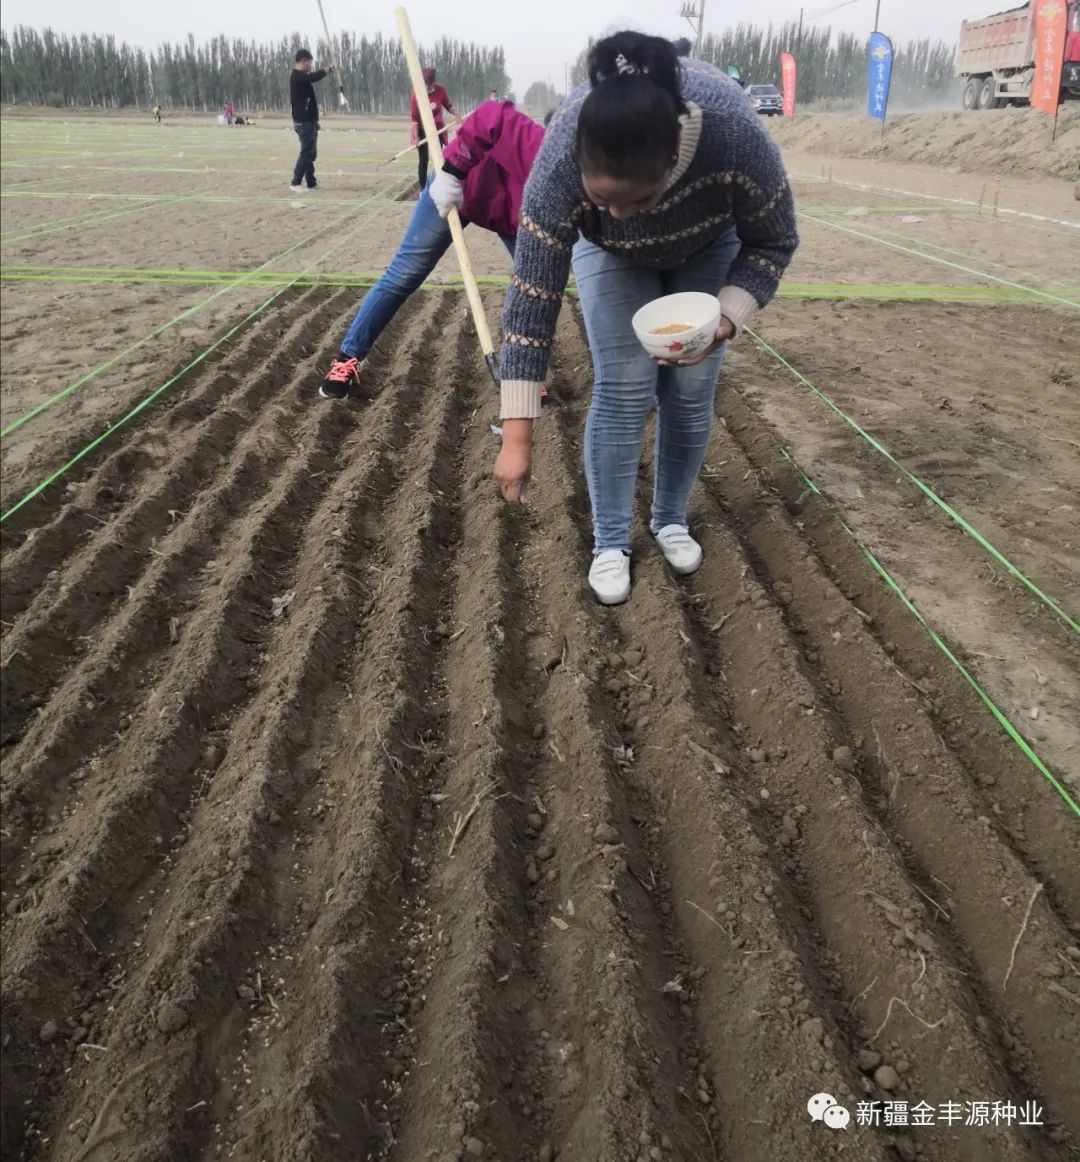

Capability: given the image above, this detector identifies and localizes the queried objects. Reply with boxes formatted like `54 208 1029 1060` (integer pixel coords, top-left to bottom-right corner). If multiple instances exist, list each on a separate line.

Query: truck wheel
962 79 979 110
978 78 1000 110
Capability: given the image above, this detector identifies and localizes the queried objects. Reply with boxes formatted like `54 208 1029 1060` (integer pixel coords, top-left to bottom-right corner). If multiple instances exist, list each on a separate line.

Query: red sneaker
319 355 360 400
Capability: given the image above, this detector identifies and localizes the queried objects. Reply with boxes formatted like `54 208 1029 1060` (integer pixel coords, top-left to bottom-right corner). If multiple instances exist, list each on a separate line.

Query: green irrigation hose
777 447 1078 818
0 171 275 244
748 329 1080 637
828 216 1071 290
0 191 202 245
0 202 367 440
1 163 393 179
1 175 414 523
800 204 977 215
3 265 1075 305
799 212 1079 310
2 190 402 209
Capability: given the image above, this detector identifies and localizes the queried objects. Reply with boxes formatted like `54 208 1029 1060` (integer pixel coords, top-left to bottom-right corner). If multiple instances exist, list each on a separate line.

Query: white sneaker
654 524 703 575
289 184 305 192
589 550 631 605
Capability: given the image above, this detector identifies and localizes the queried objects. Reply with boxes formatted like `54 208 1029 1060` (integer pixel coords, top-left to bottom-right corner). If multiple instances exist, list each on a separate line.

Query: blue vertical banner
867 32 894 121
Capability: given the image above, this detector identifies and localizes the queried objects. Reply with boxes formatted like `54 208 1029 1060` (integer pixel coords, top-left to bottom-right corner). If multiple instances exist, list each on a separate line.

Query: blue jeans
340 176 515 361
572 229 741 553
292 121 318 187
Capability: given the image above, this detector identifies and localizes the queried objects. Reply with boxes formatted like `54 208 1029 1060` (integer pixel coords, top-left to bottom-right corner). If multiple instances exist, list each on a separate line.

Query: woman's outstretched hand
656 316 736 367
495 419 533 503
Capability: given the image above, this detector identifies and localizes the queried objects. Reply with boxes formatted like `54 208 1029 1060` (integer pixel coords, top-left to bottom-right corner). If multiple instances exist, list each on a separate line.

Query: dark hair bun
576 31 687 180
588 31 683 104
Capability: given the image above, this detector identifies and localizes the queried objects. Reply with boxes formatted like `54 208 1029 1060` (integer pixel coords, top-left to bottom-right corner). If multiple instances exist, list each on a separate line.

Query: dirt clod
873 1064 900 1092
831 746 855 772
156 1001 189 1034
593 822 619 846
39 1020 59 1044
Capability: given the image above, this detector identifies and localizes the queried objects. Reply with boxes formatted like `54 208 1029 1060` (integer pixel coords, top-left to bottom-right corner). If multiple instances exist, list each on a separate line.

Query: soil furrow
690 392 1080 1141
0 295 371 877
371 373 542 1162
540 328 886 1162
4 296 457 1162
199 305 477 1162
0 285 312 560
639 459 1046 1161
716 384 1080 920
0 288 354 744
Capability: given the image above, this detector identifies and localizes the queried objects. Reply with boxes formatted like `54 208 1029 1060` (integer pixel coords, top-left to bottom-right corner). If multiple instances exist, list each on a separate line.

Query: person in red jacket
410 66 455 190
319 101 549 400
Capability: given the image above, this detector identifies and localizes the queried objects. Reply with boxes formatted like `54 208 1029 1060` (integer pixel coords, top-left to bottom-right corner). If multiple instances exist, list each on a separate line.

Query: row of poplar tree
0 21 957 114
562 24 955 106
0 26 512 112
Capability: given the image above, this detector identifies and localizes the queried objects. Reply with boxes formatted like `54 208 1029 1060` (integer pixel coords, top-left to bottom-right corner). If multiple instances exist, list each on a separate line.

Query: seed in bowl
650 323 693 335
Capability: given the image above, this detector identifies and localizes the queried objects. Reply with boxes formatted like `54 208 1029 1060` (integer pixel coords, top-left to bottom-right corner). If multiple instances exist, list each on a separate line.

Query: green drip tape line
798 204 977 215
776 446 1078 818
2 190 402 208
3 265 1074 305
1 192 201 245
0 179 399 441
801 212 1080 309
1 163 398 178
1 175 413 523
747 329 1080 638
830 217 1070 290
1 172 272 244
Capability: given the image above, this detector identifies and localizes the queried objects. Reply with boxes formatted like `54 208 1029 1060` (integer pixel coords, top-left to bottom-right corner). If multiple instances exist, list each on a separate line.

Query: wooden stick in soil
1002 881 1043 991
448 781 498 856
395 6 499 388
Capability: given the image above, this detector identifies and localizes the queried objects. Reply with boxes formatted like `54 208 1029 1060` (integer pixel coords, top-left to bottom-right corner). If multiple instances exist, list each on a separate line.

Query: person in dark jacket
289 48 336 191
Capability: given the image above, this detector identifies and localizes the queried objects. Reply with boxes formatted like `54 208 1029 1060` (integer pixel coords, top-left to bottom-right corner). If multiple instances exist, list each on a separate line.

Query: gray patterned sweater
499 61 798 418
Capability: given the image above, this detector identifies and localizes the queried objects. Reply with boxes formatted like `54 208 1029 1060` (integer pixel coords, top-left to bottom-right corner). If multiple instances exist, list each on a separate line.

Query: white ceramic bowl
631 292 721 362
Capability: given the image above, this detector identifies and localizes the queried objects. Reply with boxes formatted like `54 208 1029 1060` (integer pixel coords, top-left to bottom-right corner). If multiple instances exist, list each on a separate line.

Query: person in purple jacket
318 101 550 400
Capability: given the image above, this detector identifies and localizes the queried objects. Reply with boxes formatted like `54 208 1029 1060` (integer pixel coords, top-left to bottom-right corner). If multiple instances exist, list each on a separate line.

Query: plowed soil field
2 112 1078 1162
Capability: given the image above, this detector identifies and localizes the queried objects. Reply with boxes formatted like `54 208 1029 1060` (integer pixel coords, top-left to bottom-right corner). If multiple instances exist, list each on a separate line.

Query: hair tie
614 53 646 76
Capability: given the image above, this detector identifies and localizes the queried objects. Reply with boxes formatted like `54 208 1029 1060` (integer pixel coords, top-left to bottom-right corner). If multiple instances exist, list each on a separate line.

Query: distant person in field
152 104 162 124
672 37 692 57
488 89 499 101
224 102 234 125
319 102 550 401
289 48 337 192
410 66 455 192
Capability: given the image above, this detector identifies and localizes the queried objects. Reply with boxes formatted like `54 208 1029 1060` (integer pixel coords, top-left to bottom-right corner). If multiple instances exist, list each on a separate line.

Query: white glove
430 169 464 219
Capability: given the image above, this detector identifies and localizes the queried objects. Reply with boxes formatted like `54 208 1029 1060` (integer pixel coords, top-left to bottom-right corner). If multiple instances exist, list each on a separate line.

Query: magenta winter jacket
442 100 545 239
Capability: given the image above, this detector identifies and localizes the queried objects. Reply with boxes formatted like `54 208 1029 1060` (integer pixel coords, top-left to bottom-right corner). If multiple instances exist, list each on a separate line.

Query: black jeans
292 120 318 187
417 140 429 190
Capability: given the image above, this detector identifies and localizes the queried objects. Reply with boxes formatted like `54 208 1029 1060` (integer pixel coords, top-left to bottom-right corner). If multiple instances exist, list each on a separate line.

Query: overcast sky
2 0 978 93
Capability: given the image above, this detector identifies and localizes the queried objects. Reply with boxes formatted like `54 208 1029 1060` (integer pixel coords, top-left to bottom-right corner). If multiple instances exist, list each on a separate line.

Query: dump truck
957 0 1080 108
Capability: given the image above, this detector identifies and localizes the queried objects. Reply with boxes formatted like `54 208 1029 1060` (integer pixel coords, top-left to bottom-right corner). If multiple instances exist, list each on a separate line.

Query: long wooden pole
379 119 457 168
395 6 499 386
316 0 349 107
